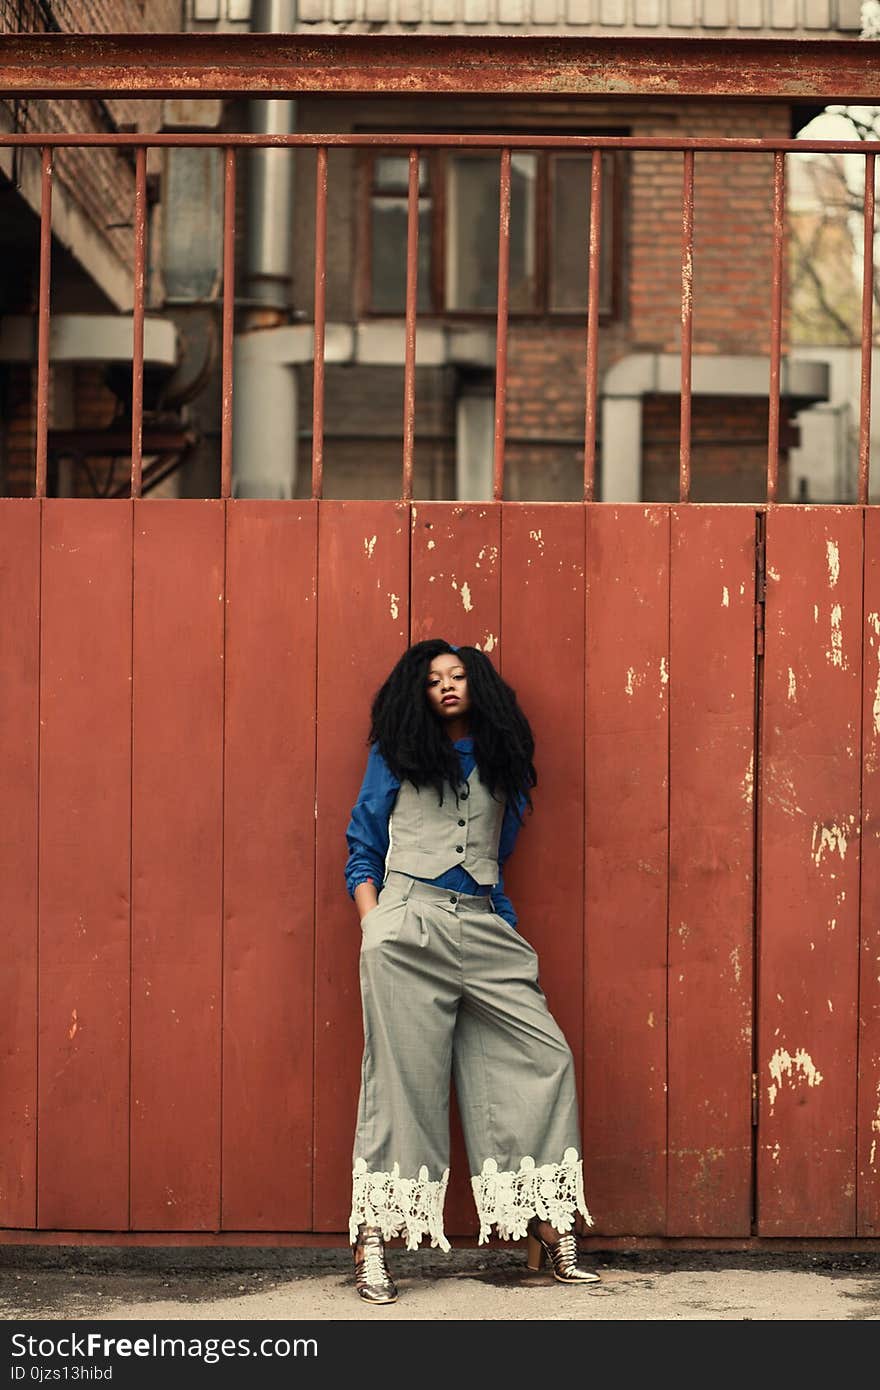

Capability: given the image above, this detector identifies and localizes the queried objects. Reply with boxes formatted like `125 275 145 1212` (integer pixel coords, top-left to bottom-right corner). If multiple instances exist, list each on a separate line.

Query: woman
344 638 598 1303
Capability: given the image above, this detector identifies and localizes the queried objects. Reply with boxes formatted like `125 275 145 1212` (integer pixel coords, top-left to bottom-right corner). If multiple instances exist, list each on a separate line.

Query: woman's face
425 652 471 726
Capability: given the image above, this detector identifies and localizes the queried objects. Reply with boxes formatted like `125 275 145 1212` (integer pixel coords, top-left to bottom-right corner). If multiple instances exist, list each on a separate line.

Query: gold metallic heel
353 1223 399 1304
526 1217 601 1285
526 1230 546 1272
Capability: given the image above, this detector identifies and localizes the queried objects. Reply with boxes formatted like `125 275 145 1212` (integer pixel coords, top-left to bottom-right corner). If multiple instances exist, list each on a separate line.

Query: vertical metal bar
493 147 511 503
583 149 602 502
311 146 328 501
130 146 147 499
35 146 52 499
679 149 695 504
858 152 875 505
401 148 420 503
767 152 785 505
220 147 236 501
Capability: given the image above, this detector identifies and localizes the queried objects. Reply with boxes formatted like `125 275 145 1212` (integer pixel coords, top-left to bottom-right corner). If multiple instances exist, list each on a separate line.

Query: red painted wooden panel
758 507 862 1235
584 505 669 1235
410 502 502 652
500 504 587 1139
410 501 502 1237
38 500 132 1229
859 507 880 1234
130 501 224 1229
313 501 410 1232
0 501 40 1226
667 506 756 1235
223 501 318 1229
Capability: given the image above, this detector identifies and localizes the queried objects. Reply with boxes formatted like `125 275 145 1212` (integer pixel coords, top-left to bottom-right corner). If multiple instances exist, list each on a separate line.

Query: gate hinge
751 1072 759 1127
754 532 766 657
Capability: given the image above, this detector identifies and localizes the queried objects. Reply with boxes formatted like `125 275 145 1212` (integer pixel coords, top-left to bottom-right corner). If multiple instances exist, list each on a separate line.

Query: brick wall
289 94 798 501
630 101 791 355
0 2 183 278
642 393 792 502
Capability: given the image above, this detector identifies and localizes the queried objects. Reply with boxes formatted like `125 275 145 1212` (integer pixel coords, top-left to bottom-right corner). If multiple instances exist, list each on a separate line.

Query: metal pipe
858 152 875 506
680 149 694 504
221 148 236 500
2 133 878 153
311 146 327 502
130 146 147 499
492 148 511 503
766 152 785 504
35 146 52 499
583 149 602 502
244 1 296 314
401 148 420 503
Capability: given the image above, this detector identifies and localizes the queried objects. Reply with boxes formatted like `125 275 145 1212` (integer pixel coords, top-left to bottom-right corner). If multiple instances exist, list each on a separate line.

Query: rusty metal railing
4 130 879 505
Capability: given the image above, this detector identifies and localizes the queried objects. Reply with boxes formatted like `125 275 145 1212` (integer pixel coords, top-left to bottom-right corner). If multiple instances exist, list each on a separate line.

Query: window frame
359 140 625 323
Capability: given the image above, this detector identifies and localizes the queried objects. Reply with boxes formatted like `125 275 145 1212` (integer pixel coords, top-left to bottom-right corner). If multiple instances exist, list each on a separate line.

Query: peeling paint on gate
810 818 853 867
767 1047 824 1114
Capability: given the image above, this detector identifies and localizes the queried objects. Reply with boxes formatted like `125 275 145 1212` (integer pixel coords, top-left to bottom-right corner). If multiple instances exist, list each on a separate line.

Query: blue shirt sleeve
490 794 528 929
344 744 401 899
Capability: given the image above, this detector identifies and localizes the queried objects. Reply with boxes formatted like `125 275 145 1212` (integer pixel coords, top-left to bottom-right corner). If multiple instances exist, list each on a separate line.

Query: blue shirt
344 737 525 929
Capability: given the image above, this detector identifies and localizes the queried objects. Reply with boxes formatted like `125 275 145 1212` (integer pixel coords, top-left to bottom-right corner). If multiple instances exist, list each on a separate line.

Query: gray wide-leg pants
350 870 592 1251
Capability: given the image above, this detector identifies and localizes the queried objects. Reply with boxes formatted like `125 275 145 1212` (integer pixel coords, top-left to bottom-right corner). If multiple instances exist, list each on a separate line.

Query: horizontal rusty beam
0 34 877 101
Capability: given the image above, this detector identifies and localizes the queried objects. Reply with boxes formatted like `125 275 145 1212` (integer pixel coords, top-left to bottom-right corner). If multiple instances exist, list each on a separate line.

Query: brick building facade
0 1 869 502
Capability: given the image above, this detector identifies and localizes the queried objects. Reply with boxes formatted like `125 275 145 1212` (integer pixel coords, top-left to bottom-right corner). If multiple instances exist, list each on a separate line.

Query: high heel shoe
353 1223 399 1304
526 1217 601 1284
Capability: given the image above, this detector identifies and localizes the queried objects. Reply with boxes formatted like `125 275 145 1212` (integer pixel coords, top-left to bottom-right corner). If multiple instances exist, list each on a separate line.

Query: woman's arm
490 793 528 929
344 743 401 921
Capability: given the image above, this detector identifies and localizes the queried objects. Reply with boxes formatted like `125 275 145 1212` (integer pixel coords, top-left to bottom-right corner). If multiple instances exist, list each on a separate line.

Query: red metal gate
2 495 879 1243
0 35 879 1246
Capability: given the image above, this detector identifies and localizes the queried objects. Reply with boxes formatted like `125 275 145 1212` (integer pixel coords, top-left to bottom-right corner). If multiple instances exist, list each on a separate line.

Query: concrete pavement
2 1244 879 1322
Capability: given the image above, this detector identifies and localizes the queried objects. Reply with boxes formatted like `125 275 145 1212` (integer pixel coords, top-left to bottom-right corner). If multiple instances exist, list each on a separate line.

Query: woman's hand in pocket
354 879 379 924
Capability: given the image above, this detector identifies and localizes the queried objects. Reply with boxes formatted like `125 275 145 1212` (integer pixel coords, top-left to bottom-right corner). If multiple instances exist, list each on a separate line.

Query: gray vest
385 765 504 885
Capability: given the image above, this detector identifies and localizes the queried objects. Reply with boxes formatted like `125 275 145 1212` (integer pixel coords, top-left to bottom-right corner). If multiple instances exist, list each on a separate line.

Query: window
365 145 619 318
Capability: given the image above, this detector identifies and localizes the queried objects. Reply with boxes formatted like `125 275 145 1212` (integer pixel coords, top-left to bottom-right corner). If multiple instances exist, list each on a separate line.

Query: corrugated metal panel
634 0 662 23
669 0 697 24
736 0 765 27
599 0 627 24
803 0 832 24
770 0 798 26
702 0 729 27
289 0 866 32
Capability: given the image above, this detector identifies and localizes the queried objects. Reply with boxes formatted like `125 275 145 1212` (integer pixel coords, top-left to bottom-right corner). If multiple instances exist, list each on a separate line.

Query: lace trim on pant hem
349 1158 451 1252
470 1146 594 1245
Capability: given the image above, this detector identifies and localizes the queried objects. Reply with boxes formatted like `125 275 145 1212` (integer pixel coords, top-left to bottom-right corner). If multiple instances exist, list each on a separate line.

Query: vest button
460 786 469 799
458 818 466 827
449 895 458 905
455 844 464 853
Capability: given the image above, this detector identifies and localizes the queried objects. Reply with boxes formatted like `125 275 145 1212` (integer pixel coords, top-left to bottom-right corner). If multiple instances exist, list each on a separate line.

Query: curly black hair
368 638 536 818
